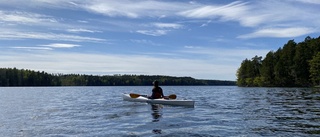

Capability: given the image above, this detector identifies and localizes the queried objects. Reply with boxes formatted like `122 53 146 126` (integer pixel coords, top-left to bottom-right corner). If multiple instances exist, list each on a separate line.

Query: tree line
0 68 235 86
237 36 320 87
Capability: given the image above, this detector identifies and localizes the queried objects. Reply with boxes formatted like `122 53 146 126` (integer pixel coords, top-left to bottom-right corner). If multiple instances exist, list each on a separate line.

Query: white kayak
122 93 195 106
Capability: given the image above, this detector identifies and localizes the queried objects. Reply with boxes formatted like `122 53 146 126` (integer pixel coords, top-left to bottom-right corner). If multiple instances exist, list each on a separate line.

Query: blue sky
0 0 319 80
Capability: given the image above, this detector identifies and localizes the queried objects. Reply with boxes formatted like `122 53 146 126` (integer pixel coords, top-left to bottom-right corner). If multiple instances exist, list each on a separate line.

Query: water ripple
1 86 320 136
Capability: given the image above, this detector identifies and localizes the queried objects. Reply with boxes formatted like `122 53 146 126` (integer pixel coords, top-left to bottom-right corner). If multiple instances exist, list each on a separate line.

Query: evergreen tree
294 38 312 86
274 40 296 87
260 51 276 86
237 59 250 86
237 36 320 87
309 52 320 86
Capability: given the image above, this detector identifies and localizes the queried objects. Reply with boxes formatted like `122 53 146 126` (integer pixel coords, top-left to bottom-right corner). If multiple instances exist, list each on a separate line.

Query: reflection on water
151 105 162 122
150 104 163 134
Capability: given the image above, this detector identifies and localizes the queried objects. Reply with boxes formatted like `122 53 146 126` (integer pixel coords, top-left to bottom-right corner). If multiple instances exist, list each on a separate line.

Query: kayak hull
122 94 195 106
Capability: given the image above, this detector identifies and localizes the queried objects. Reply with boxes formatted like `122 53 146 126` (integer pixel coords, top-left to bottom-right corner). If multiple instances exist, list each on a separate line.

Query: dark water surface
0 86 319 136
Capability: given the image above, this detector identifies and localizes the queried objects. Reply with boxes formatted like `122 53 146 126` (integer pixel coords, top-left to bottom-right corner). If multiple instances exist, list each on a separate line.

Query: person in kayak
150 80 164 99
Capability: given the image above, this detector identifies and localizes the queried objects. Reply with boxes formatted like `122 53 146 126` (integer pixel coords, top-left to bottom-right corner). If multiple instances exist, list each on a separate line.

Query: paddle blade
168 94 177 99
129 93 140 98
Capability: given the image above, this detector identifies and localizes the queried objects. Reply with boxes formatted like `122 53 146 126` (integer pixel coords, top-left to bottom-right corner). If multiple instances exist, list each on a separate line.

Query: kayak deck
122 93 195 106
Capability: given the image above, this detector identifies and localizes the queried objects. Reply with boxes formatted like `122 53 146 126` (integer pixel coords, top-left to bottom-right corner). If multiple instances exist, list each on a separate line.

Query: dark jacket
151 86 164 99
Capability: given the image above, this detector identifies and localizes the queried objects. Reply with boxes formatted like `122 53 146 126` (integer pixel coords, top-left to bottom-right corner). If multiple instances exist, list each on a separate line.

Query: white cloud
0 31 105 42
0 10 57 24
10 43 81 51
238 27 316 39
153 23 183 29
81 0 191 18
135 22 182 36
200 20 212 27
11 46 53 50
2 0 78 9
178 1 255 25
41 43 81 48
67 28 102 33
178 1 311 28
179 1 247 17
178 0 320 38
2 0 318 39
136 30 169 36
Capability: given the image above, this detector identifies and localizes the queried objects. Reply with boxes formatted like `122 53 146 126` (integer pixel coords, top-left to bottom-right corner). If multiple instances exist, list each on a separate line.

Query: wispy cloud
136 30 170 36
80 0 191 18
66 28 102 33
153 23 183 29
11 43 81 51
2 0 318 39
238 27 316 39
200 20 212 27
136 22 183 36
41 43 81 48
178 1 254 25
178 0 320 38
0 31 105 42
11 46 53 50
178 1 304 28
0 10 57 24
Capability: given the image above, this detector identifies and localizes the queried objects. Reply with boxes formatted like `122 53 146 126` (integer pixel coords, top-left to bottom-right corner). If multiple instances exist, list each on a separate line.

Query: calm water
0 86 319 137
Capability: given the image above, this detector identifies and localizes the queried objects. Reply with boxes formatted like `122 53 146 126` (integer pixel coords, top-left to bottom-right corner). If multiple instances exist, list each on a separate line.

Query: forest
237 36 320 87
0 68 235 86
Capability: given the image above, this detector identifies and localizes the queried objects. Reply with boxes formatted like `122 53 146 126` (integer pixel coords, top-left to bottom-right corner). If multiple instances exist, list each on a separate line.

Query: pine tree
309 52 320 86
260 51 276 86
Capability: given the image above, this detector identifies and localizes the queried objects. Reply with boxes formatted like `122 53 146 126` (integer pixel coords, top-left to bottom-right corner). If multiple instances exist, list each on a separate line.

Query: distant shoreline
0 68 236 86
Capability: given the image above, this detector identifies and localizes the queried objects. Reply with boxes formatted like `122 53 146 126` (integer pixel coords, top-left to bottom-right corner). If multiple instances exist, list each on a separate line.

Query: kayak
122 93 195 106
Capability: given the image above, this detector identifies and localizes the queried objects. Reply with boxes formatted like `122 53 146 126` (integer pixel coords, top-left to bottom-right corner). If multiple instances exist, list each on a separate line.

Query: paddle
129 93 177 99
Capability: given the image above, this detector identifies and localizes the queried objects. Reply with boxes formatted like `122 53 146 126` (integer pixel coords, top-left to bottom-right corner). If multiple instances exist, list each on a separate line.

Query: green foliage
236 56 262 87
309 52 320 86
0 68 57 86
237 36 320 87
0 68 236 86
275 40 296 86
260 51 276 86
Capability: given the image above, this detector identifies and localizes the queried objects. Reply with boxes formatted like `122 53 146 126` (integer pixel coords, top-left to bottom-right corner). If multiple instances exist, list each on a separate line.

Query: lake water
0 86 319 137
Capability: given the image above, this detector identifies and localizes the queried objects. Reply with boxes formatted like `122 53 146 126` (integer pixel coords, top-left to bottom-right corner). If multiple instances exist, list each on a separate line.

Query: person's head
153 80 159 87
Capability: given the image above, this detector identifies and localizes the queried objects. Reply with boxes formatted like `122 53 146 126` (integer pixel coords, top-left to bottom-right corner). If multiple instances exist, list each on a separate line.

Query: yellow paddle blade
168 94 177 99
129 93 140 98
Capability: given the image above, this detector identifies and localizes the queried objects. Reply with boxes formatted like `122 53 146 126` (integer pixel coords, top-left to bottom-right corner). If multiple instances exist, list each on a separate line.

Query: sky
0 0 320 81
